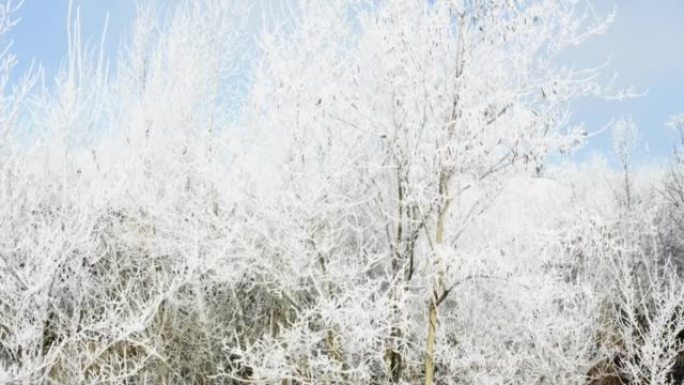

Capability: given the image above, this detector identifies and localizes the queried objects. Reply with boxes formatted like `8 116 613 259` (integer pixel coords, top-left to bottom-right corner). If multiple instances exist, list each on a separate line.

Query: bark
424 171 450 385
424 11 465 385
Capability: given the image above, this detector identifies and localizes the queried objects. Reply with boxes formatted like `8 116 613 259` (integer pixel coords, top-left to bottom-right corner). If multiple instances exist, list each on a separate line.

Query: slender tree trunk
424 301 439 385
425 171 450 385
388 324 403 382
425 11 465 383
387 171 405 383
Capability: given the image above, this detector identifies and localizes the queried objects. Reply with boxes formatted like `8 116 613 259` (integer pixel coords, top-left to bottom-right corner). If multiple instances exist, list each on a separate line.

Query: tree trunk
425 171 449 385
424 301 439 385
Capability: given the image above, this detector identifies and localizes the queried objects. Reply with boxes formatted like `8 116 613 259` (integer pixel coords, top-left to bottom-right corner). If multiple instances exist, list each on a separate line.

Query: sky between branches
9 0 684 168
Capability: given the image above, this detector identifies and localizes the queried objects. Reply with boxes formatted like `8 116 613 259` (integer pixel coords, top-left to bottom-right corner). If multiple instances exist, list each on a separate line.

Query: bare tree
248 1 612 384
611 116 639 209
7 1 683 385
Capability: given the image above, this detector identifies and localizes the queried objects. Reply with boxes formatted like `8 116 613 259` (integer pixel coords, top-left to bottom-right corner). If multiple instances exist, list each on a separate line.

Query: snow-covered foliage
0 1 682 385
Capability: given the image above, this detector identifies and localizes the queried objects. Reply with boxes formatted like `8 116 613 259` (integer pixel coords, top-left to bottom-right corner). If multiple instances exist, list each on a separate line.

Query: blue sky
563 1 684 166
11 0 136 77
8 1 684 166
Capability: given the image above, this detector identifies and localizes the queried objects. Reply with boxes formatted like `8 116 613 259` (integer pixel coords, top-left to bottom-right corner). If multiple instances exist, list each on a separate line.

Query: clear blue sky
11 0 136 77
8 1 684 166
563 1 684 166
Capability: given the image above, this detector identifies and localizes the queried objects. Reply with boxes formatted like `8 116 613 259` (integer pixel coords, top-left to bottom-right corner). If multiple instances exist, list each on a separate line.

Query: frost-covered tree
656 112 684 280
247 1 611 384
612 116 639 208
0 1 259 383
664 114 684 225
5 1 684 385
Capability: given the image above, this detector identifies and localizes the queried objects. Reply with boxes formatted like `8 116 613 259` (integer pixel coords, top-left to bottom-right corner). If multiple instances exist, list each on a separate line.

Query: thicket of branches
0 1 683 385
